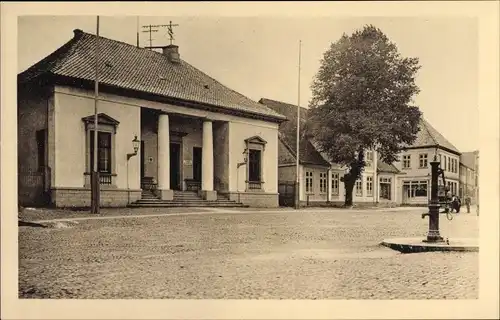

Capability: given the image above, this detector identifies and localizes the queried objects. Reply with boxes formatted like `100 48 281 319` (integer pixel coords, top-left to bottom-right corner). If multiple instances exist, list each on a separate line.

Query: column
201 120 217 200
157 114 173 200
327 168 332 202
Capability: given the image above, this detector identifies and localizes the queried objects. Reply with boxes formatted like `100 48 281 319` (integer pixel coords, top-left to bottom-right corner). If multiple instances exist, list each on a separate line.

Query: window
36 129 46 172
248 149 262 182
331 172 340 196
419 153 428 168
90 131 112 173
355 179 363 196
402 155 411 169
448 157 451 172
366 176 373 196
365 151 373 167
443 155 447 171
305 171 313 193
244 136 266 190
82 113 119 187
319 172 327 193
404 180 428 198
380 177 392 200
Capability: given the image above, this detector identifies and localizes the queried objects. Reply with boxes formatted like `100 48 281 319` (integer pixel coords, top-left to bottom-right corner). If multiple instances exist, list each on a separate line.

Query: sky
18 15 479 152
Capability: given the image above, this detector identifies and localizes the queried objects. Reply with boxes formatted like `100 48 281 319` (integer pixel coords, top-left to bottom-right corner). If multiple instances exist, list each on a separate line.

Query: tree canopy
306 25 422 166
305 25 422 205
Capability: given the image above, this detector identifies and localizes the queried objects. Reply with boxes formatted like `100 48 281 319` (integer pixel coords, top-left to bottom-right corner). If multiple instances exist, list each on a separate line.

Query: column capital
200 117 213 123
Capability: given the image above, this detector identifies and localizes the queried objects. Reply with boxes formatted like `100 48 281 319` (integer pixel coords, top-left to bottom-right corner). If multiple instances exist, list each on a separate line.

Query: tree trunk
344 177 355 207
344 151 365 207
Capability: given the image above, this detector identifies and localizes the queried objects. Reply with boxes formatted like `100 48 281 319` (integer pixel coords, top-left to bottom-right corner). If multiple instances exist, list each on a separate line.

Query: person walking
465 195 471 213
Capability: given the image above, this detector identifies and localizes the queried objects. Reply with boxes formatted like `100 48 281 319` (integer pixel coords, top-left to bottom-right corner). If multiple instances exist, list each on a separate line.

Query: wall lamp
127 135 140 160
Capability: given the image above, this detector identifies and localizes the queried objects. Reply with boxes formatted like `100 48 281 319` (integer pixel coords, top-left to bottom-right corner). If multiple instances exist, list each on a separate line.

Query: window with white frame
355 179 363 196
305 171 313 193
82 113 119 187
319 172 327 194
404 180 428 198
365 151 373 167
244 136 267 190
366 176 373 196
448 157 451 172
90 131 112 173
419 153 428 168
443 155 447 171
402 155 411 169
331 172 340 196
248 149 262 181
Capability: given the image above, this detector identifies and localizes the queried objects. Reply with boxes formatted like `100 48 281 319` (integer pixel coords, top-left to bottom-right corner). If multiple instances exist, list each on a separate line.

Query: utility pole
136 16 140 48
295 40 302 210
91 16 101 214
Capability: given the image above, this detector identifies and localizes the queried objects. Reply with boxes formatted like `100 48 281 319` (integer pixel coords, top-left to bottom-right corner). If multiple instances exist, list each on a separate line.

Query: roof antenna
142 21 179 50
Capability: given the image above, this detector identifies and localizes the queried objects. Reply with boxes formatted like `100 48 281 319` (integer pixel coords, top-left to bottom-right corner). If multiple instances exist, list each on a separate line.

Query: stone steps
129 201 248 208
131 190 246 208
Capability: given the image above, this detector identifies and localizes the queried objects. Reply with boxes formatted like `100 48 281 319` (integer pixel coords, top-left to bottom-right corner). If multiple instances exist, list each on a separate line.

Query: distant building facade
393 119 461 205
260 98 400 206
261 98 462 207
460 150 479 204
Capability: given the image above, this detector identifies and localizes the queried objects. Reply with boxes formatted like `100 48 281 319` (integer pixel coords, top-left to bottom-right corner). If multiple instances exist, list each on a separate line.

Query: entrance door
170 143 181 190
193 147 202 182
140 141 145 178
402 185 409 204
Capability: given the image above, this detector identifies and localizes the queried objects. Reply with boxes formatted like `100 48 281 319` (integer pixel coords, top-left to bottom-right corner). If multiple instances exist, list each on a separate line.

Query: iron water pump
421 155 450 243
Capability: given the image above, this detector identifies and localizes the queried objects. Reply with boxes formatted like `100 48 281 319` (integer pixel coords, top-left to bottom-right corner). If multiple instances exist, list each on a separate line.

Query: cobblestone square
18 207 479 299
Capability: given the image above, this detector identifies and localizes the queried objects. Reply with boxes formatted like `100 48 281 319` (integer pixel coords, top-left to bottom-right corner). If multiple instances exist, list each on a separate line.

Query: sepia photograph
2 1 499 319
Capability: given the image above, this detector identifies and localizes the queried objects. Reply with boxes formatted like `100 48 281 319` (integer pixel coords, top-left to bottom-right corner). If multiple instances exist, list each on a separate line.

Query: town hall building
18 29 286 208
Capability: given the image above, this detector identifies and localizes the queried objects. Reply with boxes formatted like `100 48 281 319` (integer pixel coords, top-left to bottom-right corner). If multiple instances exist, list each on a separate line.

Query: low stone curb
381 237 479 253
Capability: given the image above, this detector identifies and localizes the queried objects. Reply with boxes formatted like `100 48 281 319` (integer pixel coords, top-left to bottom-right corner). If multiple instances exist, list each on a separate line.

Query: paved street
18 207 478 299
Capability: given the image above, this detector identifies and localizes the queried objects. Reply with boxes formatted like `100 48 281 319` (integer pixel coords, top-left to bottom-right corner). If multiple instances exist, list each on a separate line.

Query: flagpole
136 16 140 48
91 16 101 214
295 40 302 210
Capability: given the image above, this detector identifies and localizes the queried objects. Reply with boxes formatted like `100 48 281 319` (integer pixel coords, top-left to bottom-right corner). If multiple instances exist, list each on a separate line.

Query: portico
141 108 223 201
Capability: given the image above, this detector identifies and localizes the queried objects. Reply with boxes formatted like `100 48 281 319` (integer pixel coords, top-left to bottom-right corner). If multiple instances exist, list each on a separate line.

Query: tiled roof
259 98 308 122
18 29 286 122
408 119 460 155
460 151 478 169
260 98 330 167
279 134 331 167
377 160 401 174
261 98 398 172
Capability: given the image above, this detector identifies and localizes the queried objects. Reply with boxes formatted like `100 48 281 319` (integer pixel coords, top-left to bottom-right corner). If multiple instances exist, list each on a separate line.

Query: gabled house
259 98 401 206
394 119 461 205
18 29 287 208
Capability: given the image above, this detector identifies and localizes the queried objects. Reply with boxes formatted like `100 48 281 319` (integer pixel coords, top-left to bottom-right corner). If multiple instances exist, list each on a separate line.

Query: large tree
305 25 422 206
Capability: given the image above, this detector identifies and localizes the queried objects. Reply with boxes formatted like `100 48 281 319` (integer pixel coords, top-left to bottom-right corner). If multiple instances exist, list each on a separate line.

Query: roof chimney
162 45 180 63
73 29 84 38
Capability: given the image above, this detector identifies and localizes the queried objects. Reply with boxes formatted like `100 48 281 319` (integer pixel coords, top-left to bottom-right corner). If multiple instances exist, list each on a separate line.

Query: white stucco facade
228 121 279 194
392 147 460 205
52 86 141 190
19 85 281 208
